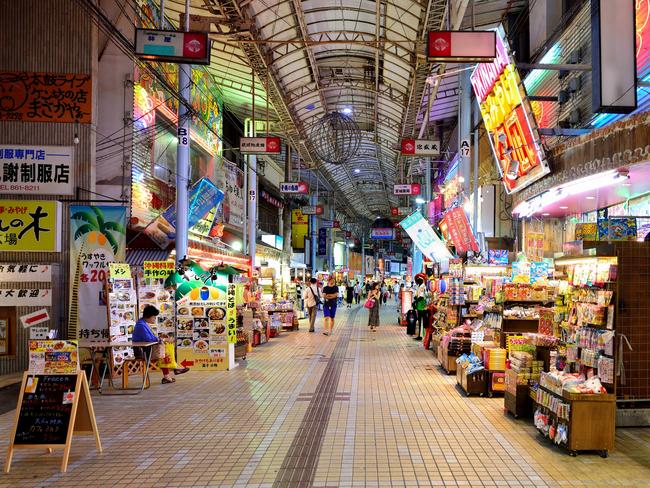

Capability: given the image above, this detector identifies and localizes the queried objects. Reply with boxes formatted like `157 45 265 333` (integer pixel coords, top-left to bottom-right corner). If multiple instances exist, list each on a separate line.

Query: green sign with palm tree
68 206 126 340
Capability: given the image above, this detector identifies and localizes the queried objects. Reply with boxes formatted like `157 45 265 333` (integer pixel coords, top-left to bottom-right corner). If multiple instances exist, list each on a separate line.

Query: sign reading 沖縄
399 212 453 263
0 264 51 282
0 146 73 195
470 26 548 194
0 201 62 252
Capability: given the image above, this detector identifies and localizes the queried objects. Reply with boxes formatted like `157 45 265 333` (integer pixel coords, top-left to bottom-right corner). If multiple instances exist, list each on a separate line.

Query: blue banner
163 177 224 229
317 228 327 255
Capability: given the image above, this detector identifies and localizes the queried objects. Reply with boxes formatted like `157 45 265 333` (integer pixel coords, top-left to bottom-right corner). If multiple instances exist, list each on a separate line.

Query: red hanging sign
441 207 479 254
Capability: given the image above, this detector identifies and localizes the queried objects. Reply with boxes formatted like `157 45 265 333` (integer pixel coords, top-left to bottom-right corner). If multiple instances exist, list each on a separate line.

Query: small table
79 341 158 395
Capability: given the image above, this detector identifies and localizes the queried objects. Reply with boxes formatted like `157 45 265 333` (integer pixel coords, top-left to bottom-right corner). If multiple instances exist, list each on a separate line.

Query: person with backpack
304 278 321 333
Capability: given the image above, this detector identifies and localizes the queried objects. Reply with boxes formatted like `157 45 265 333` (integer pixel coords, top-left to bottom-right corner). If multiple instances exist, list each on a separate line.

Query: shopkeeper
134 305 189 384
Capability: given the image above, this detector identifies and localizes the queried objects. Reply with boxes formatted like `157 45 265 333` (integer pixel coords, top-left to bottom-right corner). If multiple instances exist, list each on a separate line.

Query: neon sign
470 26 549 194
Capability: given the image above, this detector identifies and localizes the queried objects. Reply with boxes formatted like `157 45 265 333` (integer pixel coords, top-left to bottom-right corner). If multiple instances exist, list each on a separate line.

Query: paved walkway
2 305 650 487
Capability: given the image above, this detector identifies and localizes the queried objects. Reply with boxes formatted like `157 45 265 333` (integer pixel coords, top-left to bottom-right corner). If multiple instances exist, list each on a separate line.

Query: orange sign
0 72 92 123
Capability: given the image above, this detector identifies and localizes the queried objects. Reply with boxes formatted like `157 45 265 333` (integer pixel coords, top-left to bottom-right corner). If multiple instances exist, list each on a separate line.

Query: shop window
151 118 215 186
0 307 16 357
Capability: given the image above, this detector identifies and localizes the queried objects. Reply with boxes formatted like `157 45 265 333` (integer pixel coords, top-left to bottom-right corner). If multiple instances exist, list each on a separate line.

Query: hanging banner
0 145 73 195
0 200 62 252
427 31 496 62
144 177 224 249
240 137 281 154
300 205 323 215
135 28 211 65
0 264 51 282
317 228 327 255
279 181 309 194
215 161 245 230
440 207 479 254
226 283 237 344
400 139 441 156
69 206 127 341
399 212 453 262
0 71 92 123
291 209 309 250
393 183 421 195
370 228 394 240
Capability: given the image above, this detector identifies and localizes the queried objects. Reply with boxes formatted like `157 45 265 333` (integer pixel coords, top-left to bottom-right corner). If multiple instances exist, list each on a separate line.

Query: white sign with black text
0 145 73 195
0 264 51 282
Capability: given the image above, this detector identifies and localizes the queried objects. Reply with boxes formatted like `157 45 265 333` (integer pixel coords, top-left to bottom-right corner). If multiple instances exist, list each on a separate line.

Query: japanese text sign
240 137 282 154
470 27 548 194
300 205 324 215
393 183 421 196
400 212 453 262
143 261 175 280
0 288 52 307
0 145 73 195
440 207 479 254
163 177 224 230
279 181 309 194
227 284 237 344
370 228 394 240
0 264 51 282
0 200 61 252
135 28 210 65
401 139 441 156
108 263 131 280
427 31 496 62
28 340 78 374
0 71 92 123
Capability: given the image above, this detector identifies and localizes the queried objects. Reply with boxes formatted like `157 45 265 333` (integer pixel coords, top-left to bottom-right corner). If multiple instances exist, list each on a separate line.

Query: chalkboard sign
14 374 78 445
5 372 101 473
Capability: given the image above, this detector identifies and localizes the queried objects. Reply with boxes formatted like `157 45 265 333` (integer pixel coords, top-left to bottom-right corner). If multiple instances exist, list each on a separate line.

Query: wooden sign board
4 372 102 473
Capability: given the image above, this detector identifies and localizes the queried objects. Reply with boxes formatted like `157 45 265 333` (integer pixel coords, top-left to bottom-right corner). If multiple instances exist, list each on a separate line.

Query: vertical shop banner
0 72 92 123
0 200 62 252
69 206 127 340
291 209 309 250
216 161 245 229
441 207 479 254
400 212 453 262
226 284 236 344
317 228 327 255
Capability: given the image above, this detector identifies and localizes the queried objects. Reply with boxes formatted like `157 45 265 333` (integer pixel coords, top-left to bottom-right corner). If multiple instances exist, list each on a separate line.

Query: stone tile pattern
1 306 650 487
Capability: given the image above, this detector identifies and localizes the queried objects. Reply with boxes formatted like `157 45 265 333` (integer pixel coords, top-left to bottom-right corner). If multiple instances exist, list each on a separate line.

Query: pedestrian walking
345 282 354 308
304 278 321 332
367 283 381 332
353 282 361 304
322 276 339 336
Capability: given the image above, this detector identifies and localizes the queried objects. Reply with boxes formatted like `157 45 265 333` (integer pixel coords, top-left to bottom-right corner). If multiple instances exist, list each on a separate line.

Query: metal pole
175 0 191 264
242 151 248 254
472 98 480 233
459 70 472 196
248 71 257 265
361 235 366 278
328 203 334 272
310 192 317 273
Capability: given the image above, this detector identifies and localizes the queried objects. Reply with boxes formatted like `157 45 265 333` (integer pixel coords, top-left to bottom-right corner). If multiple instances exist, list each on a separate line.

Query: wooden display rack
535 386 615 457
437 344 457 374
456 366 487 396
504 386 532 418
5 371 102 473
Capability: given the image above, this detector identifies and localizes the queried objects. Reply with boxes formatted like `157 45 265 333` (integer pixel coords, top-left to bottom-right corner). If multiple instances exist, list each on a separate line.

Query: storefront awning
126 248 170 266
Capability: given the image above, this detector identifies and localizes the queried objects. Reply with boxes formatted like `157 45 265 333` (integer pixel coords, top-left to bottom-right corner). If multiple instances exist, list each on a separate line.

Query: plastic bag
158 341 178 369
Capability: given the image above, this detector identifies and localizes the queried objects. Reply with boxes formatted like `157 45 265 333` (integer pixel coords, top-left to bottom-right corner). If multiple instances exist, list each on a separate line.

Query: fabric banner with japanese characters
68 206 126 341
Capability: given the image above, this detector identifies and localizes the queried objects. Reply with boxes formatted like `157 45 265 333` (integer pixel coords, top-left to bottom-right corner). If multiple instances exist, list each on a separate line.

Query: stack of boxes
508 351 543 386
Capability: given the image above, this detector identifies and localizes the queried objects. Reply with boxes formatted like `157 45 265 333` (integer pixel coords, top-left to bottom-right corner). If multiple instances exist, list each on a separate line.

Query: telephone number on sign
0 184 43 192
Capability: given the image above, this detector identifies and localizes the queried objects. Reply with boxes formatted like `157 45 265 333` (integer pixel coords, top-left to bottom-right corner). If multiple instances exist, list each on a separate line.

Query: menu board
14 374 78 445
106 265 137 365
176 285 228 370
138 283 175 340
28 340 79 374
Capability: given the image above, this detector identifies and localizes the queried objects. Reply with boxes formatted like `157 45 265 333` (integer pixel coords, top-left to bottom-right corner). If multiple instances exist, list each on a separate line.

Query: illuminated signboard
470 26 549 194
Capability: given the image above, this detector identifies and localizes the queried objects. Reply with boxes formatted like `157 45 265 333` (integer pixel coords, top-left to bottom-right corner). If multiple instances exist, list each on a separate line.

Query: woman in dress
367 283 381 331
345 281 354 308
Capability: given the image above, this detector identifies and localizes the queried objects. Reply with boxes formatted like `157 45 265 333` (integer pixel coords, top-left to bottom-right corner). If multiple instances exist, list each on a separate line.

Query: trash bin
406 309 417 335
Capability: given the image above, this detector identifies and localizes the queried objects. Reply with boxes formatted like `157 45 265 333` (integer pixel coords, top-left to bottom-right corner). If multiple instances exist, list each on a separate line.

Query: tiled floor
2 305 650 487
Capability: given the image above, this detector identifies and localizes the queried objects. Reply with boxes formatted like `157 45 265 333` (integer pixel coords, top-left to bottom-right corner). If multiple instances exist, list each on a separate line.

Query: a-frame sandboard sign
4 371 102 473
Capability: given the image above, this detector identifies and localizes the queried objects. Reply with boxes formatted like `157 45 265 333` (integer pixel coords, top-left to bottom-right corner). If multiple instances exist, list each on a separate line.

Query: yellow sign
291 209 308 250
227 283 237 344
108 263 131 280
479 65 523 132
0 200 61 252
143 260 175 280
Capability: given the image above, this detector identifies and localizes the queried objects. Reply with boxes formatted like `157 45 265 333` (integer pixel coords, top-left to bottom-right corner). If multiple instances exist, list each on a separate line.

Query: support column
310 193 317 273
328 206 334 272
175 0 191 264
361 235 366 278
247 150 257 263
473 98 480 234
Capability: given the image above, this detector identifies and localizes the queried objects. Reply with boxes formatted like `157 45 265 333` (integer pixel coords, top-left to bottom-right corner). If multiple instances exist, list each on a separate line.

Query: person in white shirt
304 278 321 332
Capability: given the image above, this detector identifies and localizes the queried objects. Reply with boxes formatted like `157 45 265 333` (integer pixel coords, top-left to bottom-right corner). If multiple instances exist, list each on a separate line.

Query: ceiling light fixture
512 169 629 218
342 107 352 115
585 196 596 200
559 206 569 209
415 197 426 204
354 168 361 174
